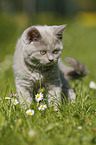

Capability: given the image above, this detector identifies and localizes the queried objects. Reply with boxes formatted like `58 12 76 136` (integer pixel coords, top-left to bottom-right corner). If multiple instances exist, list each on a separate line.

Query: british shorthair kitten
13 25 88 106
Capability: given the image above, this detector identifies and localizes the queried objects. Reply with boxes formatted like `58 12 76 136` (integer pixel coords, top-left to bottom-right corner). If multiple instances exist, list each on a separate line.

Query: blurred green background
0 0 96 94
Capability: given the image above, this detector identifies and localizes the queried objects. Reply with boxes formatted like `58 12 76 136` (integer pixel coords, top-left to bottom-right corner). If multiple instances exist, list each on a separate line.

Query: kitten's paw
68 89 76 103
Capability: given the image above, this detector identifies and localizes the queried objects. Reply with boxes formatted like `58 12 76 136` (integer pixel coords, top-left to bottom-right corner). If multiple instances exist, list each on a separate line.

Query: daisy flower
5 97 11 100
26 109 34 116
35 92 43 102
78 126 82 130
14 93 18 97
38 104 47 111
12 99 19 105
10 93 18 98
89 81 96 89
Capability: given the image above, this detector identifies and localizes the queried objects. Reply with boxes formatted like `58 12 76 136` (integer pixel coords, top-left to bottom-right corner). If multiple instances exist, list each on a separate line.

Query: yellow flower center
28 112 32 115
41 105 44 108
6 97 9 99
37 95 40 98
14 100 16 103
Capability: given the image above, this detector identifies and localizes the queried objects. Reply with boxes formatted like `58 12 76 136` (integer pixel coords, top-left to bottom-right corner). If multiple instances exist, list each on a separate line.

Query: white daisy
38 104 47 111
78 126 82 130
5 97 11 100
89 81 96 89
35 92 43 102
12 99 19 105
10 93 18 98
14 93 18 97
26 109 34 115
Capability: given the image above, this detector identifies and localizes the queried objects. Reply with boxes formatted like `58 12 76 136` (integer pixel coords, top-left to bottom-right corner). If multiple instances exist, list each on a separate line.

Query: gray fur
13 25 88 106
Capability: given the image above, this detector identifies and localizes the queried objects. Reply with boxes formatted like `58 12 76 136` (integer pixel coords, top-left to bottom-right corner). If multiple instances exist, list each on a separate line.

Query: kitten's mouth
45 62 54 66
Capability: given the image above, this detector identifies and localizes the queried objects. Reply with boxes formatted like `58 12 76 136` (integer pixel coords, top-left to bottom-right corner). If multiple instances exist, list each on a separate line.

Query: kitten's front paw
68 89 76 103
48 87 61 107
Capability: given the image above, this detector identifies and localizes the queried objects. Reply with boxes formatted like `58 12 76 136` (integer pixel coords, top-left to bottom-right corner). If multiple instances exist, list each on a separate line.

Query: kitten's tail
59 57 88 80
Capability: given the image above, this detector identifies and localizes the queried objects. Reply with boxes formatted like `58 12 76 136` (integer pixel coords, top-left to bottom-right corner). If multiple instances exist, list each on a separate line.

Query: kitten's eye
53 49 60 54
40 50 46 55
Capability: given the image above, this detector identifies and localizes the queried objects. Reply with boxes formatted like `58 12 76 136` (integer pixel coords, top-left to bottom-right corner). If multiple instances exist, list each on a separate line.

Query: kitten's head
22 25 66 67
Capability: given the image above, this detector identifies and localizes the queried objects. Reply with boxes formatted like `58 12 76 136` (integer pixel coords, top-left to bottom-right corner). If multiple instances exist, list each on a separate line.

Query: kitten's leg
61 87 76 103
47 86 61 107
60 73 76 103
68 88 76 103
16 84 33 107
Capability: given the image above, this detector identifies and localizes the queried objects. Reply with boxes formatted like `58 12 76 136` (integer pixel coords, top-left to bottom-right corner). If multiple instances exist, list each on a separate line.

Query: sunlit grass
0 83 96 145
0 13 96 145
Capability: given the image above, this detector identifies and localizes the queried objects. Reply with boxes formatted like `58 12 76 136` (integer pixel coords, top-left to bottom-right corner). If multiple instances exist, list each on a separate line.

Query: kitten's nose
48 54 54 62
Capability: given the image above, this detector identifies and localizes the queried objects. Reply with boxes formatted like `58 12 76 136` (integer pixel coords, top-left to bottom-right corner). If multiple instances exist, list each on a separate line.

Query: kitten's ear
27 28 41 42
53 25 67 40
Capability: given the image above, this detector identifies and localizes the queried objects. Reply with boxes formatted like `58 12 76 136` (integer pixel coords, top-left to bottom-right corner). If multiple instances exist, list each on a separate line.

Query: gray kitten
13 25 88 106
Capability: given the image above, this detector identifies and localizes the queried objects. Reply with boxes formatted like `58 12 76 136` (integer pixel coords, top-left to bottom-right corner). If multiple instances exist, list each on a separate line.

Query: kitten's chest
29 71 43 82
28 70 53 86
28 65 59 85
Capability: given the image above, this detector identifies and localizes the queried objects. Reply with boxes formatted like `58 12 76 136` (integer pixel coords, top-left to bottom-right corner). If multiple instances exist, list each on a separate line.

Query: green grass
0 13 96 145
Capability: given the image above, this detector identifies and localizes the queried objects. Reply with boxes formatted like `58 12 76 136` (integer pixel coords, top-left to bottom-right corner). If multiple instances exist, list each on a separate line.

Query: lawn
0 13 96 145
